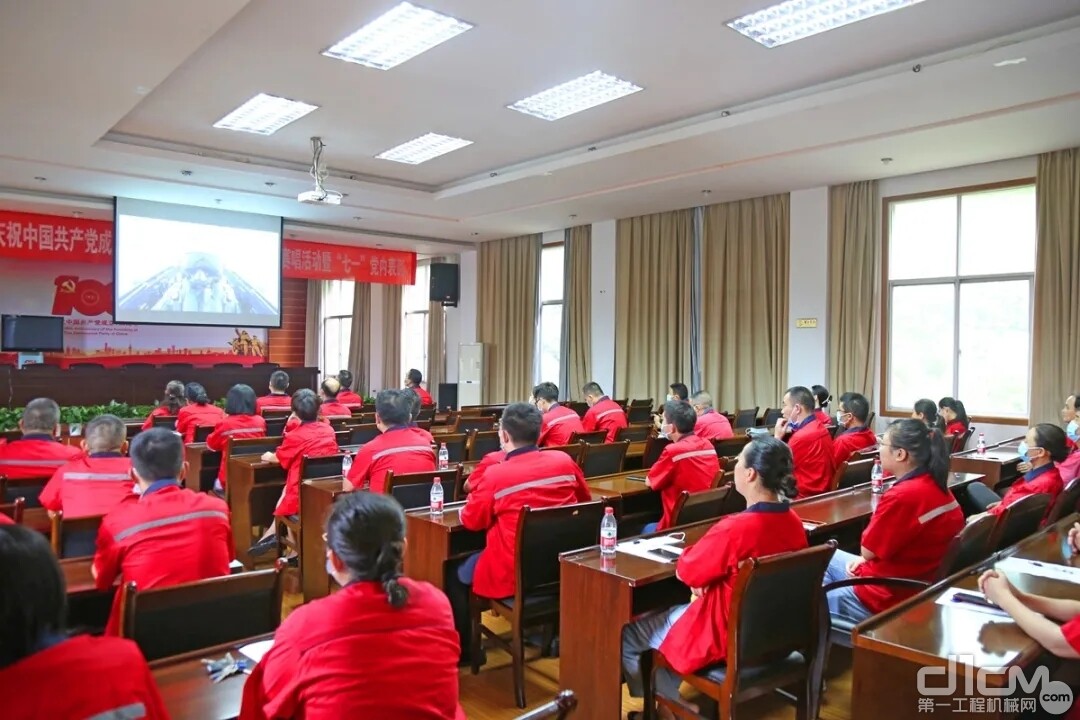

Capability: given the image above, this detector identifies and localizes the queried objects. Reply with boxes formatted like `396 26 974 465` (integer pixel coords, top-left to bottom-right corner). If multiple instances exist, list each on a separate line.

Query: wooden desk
950 447 1022 492
61 557 113 631
151 634 275 720
227 456 285 568
299 477 348 602
852 513 1080 720
185 443 221 493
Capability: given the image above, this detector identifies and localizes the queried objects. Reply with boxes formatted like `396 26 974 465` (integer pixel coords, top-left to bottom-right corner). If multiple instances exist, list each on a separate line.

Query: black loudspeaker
438 383 458 411
429 263 459 306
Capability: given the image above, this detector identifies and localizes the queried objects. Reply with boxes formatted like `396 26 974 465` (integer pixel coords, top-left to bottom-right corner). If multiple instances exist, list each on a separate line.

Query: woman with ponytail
240 492 464 720
823 419 963 625
141 380 185 430
174 382 225 443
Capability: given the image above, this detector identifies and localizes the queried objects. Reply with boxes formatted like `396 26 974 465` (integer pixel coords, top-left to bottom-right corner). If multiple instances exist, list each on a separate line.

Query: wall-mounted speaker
429 263 459 306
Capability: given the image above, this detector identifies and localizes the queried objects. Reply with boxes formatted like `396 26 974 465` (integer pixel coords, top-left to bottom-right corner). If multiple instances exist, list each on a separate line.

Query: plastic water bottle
976 433 987 455
600 507 617 556
341 452 352 477
438 443 449 470
870 457 884 495
430 478 444 516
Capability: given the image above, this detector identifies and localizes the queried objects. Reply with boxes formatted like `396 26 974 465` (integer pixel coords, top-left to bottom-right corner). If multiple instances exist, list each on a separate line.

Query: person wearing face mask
690 391 734 441
774 386 835 497
812 385 833 426
642 401 721 533
581 382 629 442
343 388 435 494
532 381 585 447
966 423 1068 522
654 383 690 431
831 392 877 465
1057 393 1080 483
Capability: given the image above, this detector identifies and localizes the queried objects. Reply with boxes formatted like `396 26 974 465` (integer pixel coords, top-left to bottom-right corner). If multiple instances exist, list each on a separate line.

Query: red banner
0 210 416 285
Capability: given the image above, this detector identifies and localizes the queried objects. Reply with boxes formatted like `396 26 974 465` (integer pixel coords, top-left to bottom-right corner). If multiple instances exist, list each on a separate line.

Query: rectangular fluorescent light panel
376 133 473 164
508 71 643 122
213 93 319 135
323 1 473 70
728 0 927 49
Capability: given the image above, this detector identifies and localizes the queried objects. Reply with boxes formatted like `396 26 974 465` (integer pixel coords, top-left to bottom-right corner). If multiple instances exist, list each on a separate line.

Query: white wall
787 187 830 390
590 220 617 396
445 249 477 385
368 282 384 392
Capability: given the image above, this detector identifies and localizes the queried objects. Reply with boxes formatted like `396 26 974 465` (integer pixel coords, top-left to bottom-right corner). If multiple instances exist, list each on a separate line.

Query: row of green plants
0 399 225 432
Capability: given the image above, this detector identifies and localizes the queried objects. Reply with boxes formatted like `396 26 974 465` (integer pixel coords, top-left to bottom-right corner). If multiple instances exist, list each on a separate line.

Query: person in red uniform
205 384 267 494
653 383 690 431
344 388 435 494
644 400 721 532
141 379 185 429
318 377 353 418
175 382 225 443
0 512 13 525
40 414 133 520
336 369 365 406
533 381 585 447
1059 391 1080 483
938 396 971 439
0 525 170 719
581 381 629 442
812 385 833 427
774 386 835 497
240 491 464 720
831 392 878 465
448 402 592 660
405 368 434 406
621 436 810 708
690 391 734 441
0 398 82 505
823 419 963 624
256 369 293 414
93 427 234 635
966 423 1068 522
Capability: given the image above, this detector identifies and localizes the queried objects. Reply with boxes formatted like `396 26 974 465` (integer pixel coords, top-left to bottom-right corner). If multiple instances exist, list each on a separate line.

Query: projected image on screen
114 198 282 327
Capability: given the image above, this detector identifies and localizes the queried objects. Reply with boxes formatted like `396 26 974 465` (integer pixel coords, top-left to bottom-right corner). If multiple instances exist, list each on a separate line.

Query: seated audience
812 384 833 426
1060 392 1080 482
654 382 690 430
240 492 464 720
405 368 434 406
581 382 628 442
0 398 81 479
774 386 835 497
823 419 962 624
690 391 734 441
256 370 292 413
205 384 267 494
40 414 133 518
645 400 721 532
938 396 971 438
141 380 185 430
318 377 353 418
344 389 435 494
336 369 364 405
175 382 225 443
93 428 234 635
967 423 1067 521
533 381 585 447
832 392 878 465
912 398 943 431
0 513 12 526
0 525 169 719
621 437 807 710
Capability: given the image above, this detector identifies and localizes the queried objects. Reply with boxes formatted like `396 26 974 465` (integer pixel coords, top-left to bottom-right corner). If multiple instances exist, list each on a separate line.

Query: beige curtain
478 234 541 403
564 225 592 399
381 284 403 392
700 195 790 413
304 280 322 368
346 282 371 394
427 300 445 405
615 210 694 400
827 181 878 399
1031 148 1080 423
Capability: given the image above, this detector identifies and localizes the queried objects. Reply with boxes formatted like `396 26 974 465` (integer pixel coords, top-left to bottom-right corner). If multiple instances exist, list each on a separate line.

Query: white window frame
319 279 354 380
534 243 565 386
402 264 430 382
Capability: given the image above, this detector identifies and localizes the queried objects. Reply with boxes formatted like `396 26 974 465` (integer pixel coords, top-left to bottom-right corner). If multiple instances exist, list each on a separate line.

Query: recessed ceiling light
508 71 643 121
993 57 1027 67
213 93 319 136
701 189 712 195
180 169 193 177
33 176 46 182
727 0 927 49
881 157 894 164
353 216 364 221
264 181 276 187
323 1 473 71
376 133 473 164
471 232 479 236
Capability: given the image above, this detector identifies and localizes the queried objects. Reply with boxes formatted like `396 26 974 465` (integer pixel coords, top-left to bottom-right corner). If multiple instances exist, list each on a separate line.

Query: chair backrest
350 412 377 425
628 398 654 408
69 362 105 369
51 512 103 559
437 433 469 463
120 564 285 661
762 408 782 427
229 436 283 458
833 458 875 491
626 405 652 424
0 430 22 442
580 441 630 478
348 423 382 445
467 430 502 461
162 362 193 369
264 416 288 437
540 443 585 465
671 486 737 527
616 423 653 443
1046 478 1080 525
385 467 462 509
512 690 578 720
454 415 498 434
566 402 589 419
733 408 759 429
151 415 177 429
214 362 243 368
300 453 345 480
417 407 436 422
953 427 975 453
937 514 997 578
712 436 748 461
642 436 672 469
0 496 25 525
329 418 353 432
193 425 215 442
261 408 292 419
1 473 51 507
994 493 1054 549
568 430 608 446
516 501 605 596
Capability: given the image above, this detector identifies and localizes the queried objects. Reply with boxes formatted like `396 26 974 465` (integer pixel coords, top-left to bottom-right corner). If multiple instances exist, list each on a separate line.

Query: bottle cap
604 506 614 514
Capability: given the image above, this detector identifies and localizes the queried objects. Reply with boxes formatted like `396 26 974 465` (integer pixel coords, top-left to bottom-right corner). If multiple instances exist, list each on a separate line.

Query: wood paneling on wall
268 278 307 367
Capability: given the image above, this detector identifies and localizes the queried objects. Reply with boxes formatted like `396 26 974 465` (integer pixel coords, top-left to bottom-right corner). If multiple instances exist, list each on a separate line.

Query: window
402 263 430 382
321 279 354 377
884 183 1035 419
536 244 565 385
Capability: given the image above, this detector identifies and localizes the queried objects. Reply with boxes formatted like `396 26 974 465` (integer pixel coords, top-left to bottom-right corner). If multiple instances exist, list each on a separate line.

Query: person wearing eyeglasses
831 392 877 465
966 423 1067 523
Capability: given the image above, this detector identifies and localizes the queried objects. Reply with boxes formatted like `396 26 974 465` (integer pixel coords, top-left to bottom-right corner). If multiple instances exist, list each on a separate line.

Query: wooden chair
264 416 287 437
162 362 194 369
762 408 782 427
300 453 345 480
0 430 22 442
260 408 292 420
580 441 630 479
349 412 377 425
417 407 436 422
0 497 25 525
437 433 469 463
213 362 243 368
512 690 578 719
193 425 215 442
733 408 759 430
616 423 654 443
229 436 283 458
712 436 747 461
119 562 285 661
566 402 589 419
568 430 607 446
69 362 105 369
151 415 177 429
642 436 672 469
50 512 103 559
384 467 462 510
831 458 875 492
467 430 502 461
1046 478 1080 525
471 501 605 708
347 423 382 445
541 443 585 465
937 514 998 577
626 401 654 424
644 544 836 720
453 416 498 434
1 473 51 508
671 486 738 527
953 427 975 454
992 493 1053 550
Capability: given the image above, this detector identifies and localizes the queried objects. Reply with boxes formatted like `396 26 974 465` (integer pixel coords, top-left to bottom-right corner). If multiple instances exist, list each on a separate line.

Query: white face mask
665 394 674 402
1068 419 1079 442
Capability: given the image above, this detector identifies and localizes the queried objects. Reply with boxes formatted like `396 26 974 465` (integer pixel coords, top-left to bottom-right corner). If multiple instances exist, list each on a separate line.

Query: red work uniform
832 426 878 465
337 389 364 405
205 413 268 490
538 405 585 447
320 401 353 417
659 502 808 674
582 396 628 443
346 425 436 494
945 420 968 438
240 579 465 720
694 410 734 441
141 405 176 430
814 409 832 426
465 450 506 493
0 635 169 720
0 512 13 525
989 464 1064 520
273 421 340 517
787 417 835 497
647 434 721 530
93 480 234 635
0 434 82 481
460 446 592 599
256 393 292 413
852 470 964 614
1058 447 1080 483
411 384 434 406
39 452 134 518
175 403 226 443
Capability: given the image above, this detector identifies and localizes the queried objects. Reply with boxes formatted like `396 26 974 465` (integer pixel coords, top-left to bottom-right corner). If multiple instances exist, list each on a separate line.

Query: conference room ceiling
1 0 1079 251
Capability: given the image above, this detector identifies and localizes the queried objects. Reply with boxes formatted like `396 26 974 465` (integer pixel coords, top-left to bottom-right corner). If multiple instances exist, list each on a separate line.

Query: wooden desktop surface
151 634 275 720
949 439 1023 491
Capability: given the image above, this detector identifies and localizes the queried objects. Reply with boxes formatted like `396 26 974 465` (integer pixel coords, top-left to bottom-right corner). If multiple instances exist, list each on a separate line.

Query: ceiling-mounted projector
298 189 341 205
298 136 342 206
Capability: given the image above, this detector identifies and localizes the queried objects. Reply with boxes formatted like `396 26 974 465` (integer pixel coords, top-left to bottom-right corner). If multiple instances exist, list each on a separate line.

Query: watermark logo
916 655 1073 714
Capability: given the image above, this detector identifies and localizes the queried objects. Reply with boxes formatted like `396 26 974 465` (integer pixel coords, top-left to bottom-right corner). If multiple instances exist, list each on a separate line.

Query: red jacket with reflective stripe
206 414 268 488
346 426 436 494
787 418 835 497
647 434 720 530
256 393 292 413
175 403 226 443
832 426 877 465
39 452 134 517
273 421 341 517
538 405 585 447
694 410 734 441
141 405 177 430
0 435 82 479
582 397 628 442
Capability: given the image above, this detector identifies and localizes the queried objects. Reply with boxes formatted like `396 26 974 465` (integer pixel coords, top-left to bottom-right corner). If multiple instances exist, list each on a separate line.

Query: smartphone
626 475 648 483
654 546 683 561
951 591 997 610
